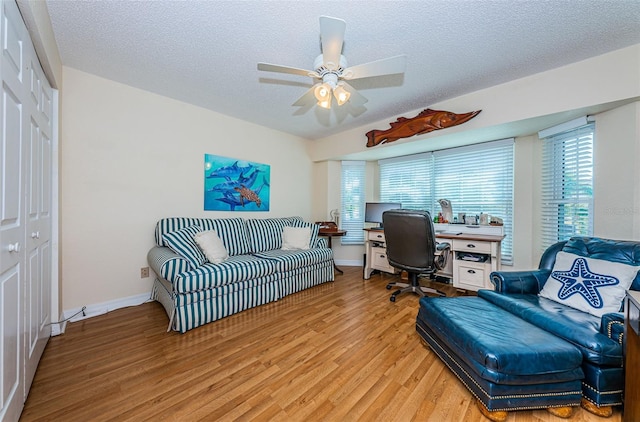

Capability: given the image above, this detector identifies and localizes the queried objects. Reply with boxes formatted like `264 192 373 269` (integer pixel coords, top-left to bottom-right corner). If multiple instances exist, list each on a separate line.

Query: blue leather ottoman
416 296 584 420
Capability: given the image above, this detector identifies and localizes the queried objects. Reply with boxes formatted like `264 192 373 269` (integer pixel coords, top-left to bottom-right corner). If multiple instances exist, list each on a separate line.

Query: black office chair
382 209 451 302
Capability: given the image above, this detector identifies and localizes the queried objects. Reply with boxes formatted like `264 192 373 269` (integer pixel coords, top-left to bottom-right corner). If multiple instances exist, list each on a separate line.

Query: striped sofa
148 216 335 333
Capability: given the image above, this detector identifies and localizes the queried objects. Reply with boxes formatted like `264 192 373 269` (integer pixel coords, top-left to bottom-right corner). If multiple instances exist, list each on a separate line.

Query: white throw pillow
281 226 311 250
539 251 640 317
194 230 229 264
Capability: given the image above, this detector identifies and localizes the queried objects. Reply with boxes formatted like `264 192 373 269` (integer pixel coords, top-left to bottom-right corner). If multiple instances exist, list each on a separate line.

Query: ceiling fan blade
319 16 346 70
258 63 317 78
292 84 318 107
341 82 368 107
342 55 407 80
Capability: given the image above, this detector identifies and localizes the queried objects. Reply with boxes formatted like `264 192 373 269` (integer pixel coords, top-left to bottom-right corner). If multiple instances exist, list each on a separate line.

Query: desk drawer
453 239 492 254
367 231 386 242
372 247 395 272
372 247 389 265
455 261 488 290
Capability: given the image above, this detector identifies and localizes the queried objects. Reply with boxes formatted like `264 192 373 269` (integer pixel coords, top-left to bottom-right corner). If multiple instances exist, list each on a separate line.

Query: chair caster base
389 295 396 302
580 398 613 417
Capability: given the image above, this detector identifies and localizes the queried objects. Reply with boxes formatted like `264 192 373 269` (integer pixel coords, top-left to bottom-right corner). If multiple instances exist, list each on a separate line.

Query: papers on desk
440 231 463 235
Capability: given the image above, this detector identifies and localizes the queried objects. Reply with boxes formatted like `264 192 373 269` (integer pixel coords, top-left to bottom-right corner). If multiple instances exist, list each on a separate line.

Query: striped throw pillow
162 225 207 269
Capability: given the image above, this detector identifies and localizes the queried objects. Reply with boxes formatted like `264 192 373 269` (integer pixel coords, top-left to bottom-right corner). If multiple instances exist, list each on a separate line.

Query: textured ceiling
46 0 640 141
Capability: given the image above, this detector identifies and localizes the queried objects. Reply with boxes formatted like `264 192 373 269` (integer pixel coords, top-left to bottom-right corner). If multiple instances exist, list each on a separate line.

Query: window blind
433 139 514 263
379 153 433 211
340 161 366 244
540 124 594 250
379 140 514 263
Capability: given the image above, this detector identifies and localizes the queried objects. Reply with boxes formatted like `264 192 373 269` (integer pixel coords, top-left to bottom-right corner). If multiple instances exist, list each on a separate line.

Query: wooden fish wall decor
365 108 481 147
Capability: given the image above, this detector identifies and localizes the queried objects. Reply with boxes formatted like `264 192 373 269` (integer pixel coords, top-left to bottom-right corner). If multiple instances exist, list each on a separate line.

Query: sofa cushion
162 225 207 269
253 248 333 272
173 274 280 306
194 230 229 263
539 251 639 317
156 217 251 256
246 217 302 253
478 289 623 366
173 254 279 293
281 226 312 250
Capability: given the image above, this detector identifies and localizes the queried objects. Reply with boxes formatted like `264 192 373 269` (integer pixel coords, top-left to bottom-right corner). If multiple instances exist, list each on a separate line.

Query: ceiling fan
257 16 407 110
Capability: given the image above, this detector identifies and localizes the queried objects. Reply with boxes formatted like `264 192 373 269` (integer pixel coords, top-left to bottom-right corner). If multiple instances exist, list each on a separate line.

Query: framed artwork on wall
204 154 271 211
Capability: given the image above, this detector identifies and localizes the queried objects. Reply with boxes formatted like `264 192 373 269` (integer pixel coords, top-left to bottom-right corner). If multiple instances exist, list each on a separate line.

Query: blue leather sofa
417 237 638 419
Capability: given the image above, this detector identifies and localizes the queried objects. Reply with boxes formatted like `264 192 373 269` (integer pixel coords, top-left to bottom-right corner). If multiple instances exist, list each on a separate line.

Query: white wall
61 67 314 310
593 102 640 239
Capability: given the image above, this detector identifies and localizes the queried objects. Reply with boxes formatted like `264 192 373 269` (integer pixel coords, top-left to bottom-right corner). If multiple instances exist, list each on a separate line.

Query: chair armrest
435 242 451 270
436 242 450 252
489 269 551 294
147 246 192 283
600 313 625 345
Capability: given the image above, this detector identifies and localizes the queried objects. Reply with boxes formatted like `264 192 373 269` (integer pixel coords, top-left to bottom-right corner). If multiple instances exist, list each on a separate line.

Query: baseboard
53 293 152 336
50 320 65 337
335 259 363 266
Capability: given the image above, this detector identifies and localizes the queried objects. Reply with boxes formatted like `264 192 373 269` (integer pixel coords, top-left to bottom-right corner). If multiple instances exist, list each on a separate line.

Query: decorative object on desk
490 216 503 226
438 199 453 223
365 108 481 147
203 154 270 211
330 208 340 226
316 221 338 232
479 213 490 225
464 215 477 225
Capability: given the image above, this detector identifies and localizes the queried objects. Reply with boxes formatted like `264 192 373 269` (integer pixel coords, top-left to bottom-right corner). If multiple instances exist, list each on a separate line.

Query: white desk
363 224 505 291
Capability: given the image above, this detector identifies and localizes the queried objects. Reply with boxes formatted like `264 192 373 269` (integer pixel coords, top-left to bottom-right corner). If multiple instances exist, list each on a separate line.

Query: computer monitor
365 202 402 228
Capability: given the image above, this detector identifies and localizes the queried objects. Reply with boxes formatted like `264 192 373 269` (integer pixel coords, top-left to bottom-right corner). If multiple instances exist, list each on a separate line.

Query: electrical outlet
140 267 150 278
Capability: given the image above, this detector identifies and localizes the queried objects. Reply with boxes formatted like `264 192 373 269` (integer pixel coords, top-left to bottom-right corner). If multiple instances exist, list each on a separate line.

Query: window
340 161 366 244
540 123 594 249
379 139 514 263
379 153 432 210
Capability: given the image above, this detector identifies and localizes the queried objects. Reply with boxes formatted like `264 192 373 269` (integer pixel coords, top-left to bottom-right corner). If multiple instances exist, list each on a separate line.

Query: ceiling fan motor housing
314 54 348 88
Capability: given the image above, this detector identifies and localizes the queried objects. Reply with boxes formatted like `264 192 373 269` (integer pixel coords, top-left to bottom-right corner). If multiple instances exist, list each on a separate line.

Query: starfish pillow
539 251 640 318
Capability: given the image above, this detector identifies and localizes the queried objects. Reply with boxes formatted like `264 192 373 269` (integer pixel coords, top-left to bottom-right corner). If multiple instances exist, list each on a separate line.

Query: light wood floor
21 267 621 422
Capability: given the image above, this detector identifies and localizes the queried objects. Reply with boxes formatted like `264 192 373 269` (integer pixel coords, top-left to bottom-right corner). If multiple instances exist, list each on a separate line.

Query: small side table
624 290 640 421
319 229 347 274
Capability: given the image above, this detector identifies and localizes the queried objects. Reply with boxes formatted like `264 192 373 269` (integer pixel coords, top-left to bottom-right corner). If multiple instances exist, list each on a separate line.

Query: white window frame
340 161 366 245
540 123 594 250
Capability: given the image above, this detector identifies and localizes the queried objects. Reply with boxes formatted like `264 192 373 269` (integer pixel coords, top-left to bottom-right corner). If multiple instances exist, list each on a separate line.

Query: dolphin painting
216 177 270 210
211 169 263 193
207 160 255 179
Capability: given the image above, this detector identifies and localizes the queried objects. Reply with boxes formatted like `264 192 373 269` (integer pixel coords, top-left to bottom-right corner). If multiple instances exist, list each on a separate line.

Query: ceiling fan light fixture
314 82 333 108
317 98 332 109
333 83 350 106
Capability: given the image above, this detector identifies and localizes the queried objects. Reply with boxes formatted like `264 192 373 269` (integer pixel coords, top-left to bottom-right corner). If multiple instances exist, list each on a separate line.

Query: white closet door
23 45 52 394
1 1 52 420
0 0 27 420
